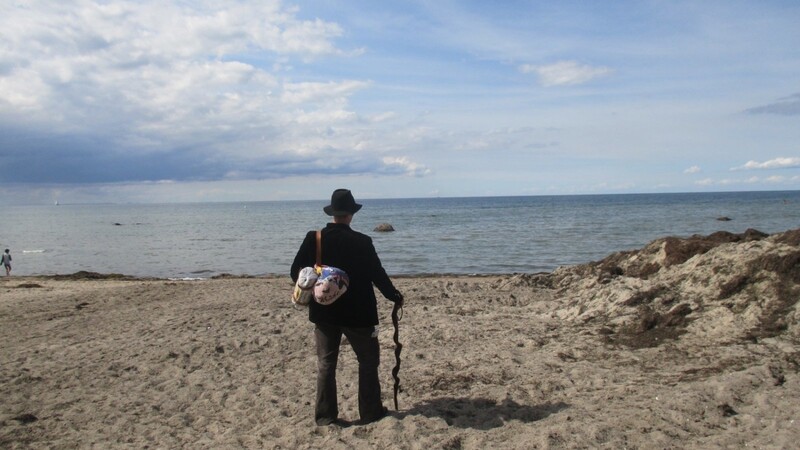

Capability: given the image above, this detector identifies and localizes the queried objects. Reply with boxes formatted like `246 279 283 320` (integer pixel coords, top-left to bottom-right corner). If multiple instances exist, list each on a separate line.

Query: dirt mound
588 228 770 281
547 228 800 347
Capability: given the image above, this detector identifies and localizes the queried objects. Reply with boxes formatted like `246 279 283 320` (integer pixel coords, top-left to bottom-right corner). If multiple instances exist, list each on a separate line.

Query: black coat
290 223 401 327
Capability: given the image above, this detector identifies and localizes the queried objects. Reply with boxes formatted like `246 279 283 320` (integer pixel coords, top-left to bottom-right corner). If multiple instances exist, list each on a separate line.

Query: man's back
292 222 397 327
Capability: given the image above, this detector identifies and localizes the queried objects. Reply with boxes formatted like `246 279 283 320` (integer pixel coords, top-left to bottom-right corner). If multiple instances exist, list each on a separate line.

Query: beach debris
14 283 42 289
374 223 395 232
75 302 90 310
211 273 255 279
11 413 38 424
718 404 738 417
442 436 462 450
51 271 130 280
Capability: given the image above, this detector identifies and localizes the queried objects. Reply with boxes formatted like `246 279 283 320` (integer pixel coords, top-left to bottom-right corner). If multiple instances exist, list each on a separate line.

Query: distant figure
291 189 403 426
2 249 11 276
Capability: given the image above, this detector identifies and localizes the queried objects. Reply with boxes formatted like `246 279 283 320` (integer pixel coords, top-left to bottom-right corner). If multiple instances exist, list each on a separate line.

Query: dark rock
12 413 38 424
774 228 800 246
743 228 769 241
718 404 737 417
374 223 395 232
716 216 732 221
719 275 749 299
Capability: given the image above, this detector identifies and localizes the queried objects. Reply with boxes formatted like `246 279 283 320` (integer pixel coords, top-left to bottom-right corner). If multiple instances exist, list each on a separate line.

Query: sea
1 191 799 279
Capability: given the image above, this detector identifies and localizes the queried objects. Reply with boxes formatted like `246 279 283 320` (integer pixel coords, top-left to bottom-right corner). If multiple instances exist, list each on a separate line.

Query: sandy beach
1 228 799 449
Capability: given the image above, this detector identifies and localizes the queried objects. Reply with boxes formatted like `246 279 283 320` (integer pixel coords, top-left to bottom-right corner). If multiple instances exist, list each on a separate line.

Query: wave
22 249 46 254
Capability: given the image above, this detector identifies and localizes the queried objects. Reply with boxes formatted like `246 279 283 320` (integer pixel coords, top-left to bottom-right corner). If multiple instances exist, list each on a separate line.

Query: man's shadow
396 397 569 430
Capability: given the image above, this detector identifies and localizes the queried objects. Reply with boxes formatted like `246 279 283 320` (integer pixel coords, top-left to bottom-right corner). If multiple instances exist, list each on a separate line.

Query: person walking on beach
291 189 404 426
2 249 11 276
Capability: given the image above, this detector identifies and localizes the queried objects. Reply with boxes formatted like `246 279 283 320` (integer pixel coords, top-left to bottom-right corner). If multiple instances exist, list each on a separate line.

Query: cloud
745 93 800 116
520 60 612 87
683 165 701 174
733 157 800 170
281 80 369 105
692 174 799 188
0 0 399 185
380 156 431 177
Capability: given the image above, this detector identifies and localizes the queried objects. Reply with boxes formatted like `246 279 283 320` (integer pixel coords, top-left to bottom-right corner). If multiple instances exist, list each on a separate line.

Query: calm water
2 191 799 278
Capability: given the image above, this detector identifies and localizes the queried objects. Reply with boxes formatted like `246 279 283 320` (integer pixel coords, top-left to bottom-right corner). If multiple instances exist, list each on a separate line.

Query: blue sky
1 0 798 204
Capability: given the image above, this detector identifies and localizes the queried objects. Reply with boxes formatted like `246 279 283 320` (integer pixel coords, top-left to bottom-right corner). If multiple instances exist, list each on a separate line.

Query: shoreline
2 271 549 282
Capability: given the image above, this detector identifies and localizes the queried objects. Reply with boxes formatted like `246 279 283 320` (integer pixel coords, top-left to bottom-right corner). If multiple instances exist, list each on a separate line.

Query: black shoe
360 407 389 425
316 417 338 426
317 418 351 428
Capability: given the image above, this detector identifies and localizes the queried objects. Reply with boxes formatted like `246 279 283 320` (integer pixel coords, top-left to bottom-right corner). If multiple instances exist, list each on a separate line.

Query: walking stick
391 301 403 410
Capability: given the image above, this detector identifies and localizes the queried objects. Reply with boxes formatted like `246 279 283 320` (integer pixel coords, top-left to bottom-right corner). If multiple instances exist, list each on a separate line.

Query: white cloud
294 109 357 125
691 174 798 188
0 0 408 184
683 165 701 174
381 156 431 177
281 80 369 105
733 157 800 170
520 60 612 87
369 112 396 123
0 67 48 109
0 1 341 138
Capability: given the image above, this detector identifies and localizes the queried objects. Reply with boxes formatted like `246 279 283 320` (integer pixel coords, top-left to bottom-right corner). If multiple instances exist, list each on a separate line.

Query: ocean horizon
2 190 799 279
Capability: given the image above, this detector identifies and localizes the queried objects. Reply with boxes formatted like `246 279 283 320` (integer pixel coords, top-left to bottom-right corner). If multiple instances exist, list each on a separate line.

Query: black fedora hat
323 189 363 216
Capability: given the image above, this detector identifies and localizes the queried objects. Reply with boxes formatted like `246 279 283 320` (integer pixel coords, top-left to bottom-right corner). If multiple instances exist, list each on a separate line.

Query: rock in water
374 223 395 232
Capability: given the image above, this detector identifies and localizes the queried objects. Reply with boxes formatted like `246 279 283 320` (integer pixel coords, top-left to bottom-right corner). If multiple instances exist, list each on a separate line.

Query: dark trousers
314 323 384 425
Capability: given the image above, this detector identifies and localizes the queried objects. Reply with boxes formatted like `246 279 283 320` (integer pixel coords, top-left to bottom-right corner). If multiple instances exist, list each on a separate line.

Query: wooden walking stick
391 301 403 410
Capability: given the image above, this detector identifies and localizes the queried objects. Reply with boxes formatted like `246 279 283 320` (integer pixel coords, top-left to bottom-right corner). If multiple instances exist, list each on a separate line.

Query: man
2 249 11 276
291 189 403 426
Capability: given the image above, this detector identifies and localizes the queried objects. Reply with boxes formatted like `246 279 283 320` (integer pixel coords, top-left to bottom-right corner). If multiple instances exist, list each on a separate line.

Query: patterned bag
312 230 349 305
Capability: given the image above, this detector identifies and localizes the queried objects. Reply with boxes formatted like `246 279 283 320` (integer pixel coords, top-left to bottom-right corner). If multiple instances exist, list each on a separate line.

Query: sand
1 229 799 449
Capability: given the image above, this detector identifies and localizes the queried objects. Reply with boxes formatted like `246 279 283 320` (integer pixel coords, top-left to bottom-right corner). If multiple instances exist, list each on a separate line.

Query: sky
1 0 799 205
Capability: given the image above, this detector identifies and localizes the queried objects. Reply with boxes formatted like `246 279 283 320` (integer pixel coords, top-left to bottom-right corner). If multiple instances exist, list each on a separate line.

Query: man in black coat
291 189 403 426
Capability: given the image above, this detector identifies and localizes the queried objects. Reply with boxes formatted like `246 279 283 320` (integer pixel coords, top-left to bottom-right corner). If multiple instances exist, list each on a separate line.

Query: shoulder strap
315 230 322 267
